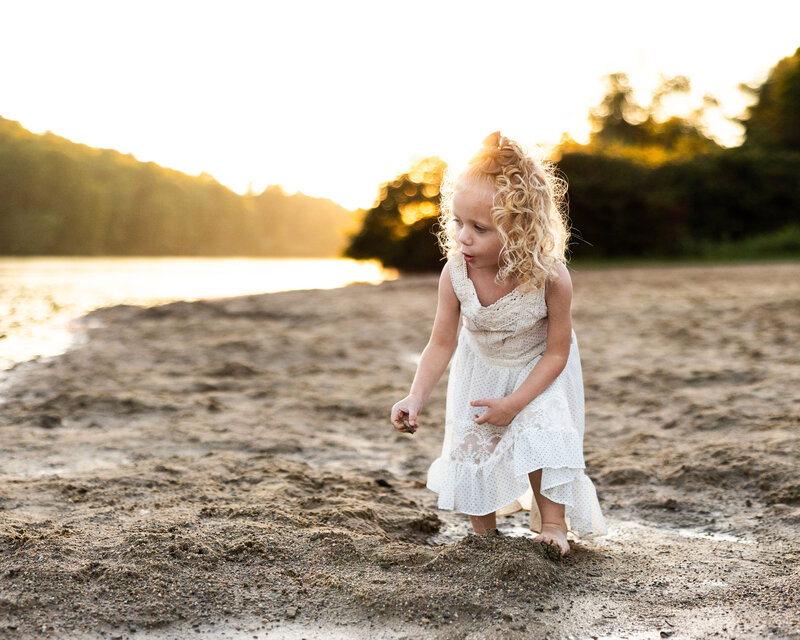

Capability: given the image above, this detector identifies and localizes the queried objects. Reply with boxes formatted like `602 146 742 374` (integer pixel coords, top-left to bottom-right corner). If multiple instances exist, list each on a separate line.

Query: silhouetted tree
563 72 721 163
345 156 446 271
588 72 646 146
741 46 800 151
554 64 799 259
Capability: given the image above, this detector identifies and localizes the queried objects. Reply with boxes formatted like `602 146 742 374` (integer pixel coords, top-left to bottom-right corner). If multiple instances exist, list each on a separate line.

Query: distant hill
253 185 363 257
0 116 358 257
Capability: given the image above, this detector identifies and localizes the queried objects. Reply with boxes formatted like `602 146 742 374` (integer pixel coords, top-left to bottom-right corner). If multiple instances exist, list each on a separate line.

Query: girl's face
452 179 504 270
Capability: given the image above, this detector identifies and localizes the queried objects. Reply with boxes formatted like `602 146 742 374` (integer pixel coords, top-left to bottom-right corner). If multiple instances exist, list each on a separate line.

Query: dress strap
448 251 471 305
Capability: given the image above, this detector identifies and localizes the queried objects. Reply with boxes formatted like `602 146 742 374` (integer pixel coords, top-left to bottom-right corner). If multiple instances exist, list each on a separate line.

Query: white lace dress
426 251 607 538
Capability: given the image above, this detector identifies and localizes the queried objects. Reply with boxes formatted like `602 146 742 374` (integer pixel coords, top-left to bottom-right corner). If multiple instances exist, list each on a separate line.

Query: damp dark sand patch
1 262 800 639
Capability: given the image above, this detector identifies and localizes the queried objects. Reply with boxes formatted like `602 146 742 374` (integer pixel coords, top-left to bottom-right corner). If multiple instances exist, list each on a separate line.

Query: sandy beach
1 261 799 639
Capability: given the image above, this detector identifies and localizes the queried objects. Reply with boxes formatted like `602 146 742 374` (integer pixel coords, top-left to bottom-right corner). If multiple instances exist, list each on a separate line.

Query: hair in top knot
436 131 570 292
470 130 517 175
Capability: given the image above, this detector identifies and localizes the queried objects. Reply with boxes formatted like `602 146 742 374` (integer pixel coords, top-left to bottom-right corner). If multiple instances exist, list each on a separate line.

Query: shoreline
0 255 396 372
1 263 799 639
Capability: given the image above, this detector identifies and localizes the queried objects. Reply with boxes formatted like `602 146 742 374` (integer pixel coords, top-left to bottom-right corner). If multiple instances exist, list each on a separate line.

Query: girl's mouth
463 252 474 263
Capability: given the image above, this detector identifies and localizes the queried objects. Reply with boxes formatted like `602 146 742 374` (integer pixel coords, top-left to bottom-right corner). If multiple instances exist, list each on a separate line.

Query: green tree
741 46 800 150
588 72 647 146
561 72 722 163
0 116 353 257
345 156 446 271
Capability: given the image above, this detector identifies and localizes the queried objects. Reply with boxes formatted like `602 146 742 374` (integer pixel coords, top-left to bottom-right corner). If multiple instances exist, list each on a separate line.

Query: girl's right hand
390 395 423 434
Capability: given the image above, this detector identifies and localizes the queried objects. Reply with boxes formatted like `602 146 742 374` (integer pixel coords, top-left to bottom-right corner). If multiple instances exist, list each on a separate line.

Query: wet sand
1 261 799 639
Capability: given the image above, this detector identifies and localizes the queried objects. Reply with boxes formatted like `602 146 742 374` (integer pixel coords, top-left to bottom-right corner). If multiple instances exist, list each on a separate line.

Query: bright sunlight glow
1 0 798 210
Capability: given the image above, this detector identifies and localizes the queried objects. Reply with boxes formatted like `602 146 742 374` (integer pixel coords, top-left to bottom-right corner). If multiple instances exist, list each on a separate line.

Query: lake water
0 256 397 370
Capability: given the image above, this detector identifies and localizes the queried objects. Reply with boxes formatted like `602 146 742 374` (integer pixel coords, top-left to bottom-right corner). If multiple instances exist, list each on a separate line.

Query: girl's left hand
470 397 520 428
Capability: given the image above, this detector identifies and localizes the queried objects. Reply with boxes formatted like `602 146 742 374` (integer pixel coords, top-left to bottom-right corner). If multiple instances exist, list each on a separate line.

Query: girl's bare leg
528 468 570 556
469 512 497 535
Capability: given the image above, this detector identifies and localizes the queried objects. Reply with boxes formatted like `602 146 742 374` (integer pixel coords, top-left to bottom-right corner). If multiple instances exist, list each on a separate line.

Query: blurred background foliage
1 48 798 265
0 119 357 256
349 47 800 269
344 156 446 271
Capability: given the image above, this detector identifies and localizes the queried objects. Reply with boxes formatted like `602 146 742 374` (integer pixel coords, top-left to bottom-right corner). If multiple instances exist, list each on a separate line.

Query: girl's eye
475 226 485 232
454 219 463 226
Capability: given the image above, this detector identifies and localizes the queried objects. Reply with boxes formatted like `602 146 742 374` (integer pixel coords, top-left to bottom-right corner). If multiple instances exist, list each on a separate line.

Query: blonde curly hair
436 131 570 292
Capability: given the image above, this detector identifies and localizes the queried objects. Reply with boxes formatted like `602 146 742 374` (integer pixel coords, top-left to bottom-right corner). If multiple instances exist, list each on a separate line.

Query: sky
1 0 799 211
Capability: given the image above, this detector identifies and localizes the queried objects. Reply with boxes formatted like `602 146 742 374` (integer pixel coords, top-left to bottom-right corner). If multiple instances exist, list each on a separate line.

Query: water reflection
0 257 396 369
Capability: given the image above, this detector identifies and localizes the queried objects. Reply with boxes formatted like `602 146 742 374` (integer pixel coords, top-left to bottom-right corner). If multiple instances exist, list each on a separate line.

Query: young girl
390 131 607 556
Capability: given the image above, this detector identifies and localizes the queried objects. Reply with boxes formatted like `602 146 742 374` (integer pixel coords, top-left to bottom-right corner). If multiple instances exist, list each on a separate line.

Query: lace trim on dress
449 422 505 465
460 328 544 367
448 251 473 303
449 251 545 320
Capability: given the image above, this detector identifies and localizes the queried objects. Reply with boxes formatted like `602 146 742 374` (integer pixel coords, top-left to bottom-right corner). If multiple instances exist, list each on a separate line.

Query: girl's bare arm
391 263 461 431
409 263 462 403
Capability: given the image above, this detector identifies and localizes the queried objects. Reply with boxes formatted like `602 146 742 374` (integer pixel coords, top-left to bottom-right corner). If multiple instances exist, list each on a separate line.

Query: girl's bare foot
533 521 570 557
469 513 497 535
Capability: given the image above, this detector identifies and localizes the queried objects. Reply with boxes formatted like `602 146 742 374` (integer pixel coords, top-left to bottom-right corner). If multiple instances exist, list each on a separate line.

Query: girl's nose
458 228 471 245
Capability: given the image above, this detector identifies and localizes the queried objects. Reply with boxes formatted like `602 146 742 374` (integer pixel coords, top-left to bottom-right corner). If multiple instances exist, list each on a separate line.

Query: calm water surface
0 256 396 370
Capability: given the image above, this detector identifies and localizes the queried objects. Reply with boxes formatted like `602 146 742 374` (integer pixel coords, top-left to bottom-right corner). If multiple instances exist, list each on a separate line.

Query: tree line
347 47 800 268
0 118 356 256
2 47 798 262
